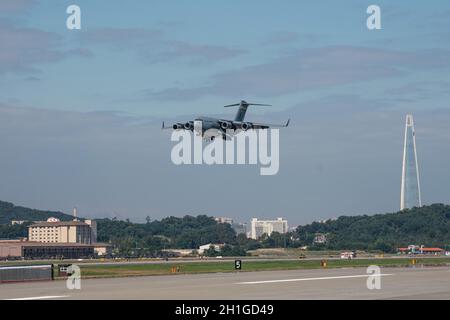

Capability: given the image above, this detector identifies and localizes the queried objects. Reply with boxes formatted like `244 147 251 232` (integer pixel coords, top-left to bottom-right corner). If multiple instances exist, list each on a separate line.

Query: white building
28 217 97 244
198 243 225 255
313 233 327 244
215 217 234 224
250 218 288 240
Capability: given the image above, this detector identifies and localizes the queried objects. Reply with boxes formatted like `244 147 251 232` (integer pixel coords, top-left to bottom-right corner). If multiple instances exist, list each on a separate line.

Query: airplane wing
240 119 290 129
161 121 173 130
162 121 193 130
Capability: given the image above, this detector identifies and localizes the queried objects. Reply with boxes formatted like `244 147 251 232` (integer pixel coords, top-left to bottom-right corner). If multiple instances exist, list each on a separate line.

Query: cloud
261 31 324 46
80 27 246 64
143 40 246 64
148 46 450 101
262 31 300 45
23 76 40 82
0 20 92 75
384 81 450 101
147 86 211 102
0 0 37 14
81 27 163 45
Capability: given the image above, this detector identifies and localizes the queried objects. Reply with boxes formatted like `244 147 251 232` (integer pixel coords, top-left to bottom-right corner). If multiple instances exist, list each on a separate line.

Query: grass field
76 257 450 279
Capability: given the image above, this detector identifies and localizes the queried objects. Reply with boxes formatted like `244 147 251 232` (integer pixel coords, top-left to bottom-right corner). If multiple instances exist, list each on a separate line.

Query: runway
1 266 449 300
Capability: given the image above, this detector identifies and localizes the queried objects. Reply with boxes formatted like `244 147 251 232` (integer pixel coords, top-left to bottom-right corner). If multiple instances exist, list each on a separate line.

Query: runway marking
5 295 69 300
236 273 393 285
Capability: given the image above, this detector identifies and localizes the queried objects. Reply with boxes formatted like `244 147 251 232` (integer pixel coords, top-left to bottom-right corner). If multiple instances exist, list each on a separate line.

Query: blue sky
1 1 450 225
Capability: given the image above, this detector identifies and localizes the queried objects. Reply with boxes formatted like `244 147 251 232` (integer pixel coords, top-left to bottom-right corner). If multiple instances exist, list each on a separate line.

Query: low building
313 233 327 244
11 220 26 225
0 239 24 258
93 243 112 257
198 243 225 255
340 251 356 259
161 249 196 257
21 242 95 259
0 240 93 259
398 246 445 255
0 239 111 260
250 218 289 240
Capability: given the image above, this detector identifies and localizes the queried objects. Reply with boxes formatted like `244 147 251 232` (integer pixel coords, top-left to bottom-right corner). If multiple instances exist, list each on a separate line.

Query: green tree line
293 204 450 252
1 201 449 255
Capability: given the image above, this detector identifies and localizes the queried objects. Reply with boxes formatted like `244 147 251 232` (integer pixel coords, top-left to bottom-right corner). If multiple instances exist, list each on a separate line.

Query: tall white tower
400 114 422 210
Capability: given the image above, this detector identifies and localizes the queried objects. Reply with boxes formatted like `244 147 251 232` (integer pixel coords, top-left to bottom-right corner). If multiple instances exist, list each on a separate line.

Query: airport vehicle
340 251 356 259
162 100 290 140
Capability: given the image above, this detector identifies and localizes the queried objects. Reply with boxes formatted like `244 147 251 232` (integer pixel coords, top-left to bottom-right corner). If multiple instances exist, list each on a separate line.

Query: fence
0 265 53 283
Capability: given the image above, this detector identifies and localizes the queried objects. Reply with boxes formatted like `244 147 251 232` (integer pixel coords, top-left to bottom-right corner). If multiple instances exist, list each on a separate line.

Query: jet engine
184 121 194 130
241 122 253 131
220 121 233 130
173 123 184 129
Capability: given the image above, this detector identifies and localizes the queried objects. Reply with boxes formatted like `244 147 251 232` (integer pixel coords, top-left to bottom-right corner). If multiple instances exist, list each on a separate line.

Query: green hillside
294 204 450 251
0 200 74 225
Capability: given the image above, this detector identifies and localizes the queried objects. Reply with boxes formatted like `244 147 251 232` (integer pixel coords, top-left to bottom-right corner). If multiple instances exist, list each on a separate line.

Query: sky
0 0 450 225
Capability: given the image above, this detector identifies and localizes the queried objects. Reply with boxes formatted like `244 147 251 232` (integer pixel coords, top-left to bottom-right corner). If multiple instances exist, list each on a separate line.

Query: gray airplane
162 100 290 140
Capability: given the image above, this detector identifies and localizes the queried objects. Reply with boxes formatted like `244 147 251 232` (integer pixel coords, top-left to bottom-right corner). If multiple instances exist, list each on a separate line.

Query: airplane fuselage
195 117 228 139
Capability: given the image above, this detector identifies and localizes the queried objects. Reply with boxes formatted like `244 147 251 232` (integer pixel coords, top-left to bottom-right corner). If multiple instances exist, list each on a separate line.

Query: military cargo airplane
162 100 290 140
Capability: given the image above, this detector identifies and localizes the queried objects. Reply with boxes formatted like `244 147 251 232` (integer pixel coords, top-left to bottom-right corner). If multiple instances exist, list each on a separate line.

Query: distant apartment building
215 217 234 224
232 223 247 236
215 217 247 236
28 217 97 244
250 218 288 240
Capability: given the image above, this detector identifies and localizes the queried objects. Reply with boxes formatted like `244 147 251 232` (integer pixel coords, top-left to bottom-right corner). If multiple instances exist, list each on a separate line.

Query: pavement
1 266 449 300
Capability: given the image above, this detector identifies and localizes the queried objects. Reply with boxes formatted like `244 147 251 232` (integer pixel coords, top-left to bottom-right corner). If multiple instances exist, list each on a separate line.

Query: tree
204 245 219 257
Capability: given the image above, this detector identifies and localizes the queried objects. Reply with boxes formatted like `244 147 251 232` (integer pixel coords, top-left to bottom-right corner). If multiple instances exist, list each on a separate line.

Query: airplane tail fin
224 100 271 121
